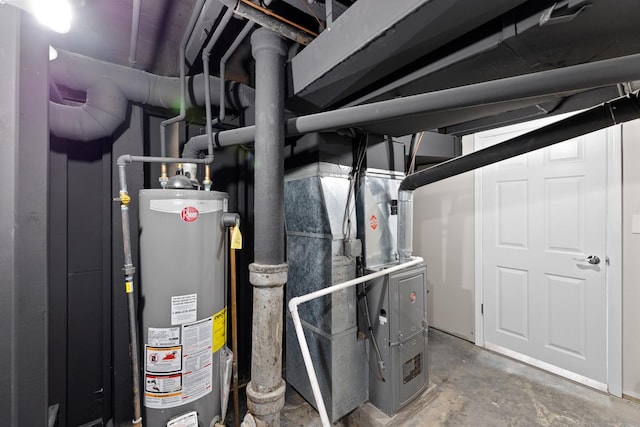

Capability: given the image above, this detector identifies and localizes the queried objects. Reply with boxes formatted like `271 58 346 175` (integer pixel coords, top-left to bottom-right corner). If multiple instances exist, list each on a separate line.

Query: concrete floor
280 328 640 426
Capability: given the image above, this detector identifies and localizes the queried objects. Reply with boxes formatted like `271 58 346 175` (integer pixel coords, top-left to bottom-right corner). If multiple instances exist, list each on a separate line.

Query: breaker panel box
362 264 428 416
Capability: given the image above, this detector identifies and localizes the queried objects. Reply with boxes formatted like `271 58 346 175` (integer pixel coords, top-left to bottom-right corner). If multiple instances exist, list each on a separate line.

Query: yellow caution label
212 307 227 353
125 281 133 293
231 226 242 250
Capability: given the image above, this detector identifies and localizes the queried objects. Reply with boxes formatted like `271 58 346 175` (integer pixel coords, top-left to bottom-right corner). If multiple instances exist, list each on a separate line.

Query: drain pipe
397 92 640 261
245 28 288 427
159 0 207 187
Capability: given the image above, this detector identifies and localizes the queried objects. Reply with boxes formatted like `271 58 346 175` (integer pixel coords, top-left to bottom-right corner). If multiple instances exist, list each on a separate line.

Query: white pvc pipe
287 256 425 427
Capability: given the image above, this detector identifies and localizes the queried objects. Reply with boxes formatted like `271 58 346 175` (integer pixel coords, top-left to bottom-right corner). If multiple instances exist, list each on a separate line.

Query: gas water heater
138 189 229 426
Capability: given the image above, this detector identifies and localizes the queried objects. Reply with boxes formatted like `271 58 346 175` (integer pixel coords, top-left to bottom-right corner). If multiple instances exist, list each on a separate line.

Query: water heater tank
138 189 228 426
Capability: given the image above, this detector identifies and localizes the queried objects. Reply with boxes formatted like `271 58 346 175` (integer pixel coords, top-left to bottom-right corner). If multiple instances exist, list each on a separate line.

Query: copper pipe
240 0 318 37
230 231 240 427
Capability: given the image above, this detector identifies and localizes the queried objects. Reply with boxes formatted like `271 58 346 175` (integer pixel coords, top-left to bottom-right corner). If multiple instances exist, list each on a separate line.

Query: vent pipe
397 92 640 261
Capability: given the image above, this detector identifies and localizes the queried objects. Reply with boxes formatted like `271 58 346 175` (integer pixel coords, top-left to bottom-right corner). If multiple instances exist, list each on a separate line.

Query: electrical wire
297 0 325 30
408 131 425 174
357 282 386 382
342 133 368 240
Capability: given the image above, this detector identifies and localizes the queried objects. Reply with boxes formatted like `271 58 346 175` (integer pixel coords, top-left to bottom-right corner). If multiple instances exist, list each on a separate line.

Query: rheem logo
180 206 199 223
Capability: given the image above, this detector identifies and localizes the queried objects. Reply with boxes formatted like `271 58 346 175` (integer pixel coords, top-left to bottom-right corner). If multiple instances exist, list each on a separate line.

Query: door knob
573 255 601 265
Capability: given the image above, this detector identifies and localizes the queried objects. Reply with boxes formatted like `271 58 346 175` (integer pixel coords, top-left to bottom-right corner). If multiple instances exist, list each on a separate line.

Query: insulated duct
397 92 640 261
50 50 255 110
48 50 255 141
49 78 128 141
210 52 640 147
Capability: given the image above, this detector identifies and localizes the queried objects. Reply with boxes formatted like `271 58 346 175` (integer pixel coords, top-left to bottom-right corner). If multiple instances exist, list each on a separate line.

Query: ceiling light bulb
0 0 73 33
33 0 72 34
49 45 58 61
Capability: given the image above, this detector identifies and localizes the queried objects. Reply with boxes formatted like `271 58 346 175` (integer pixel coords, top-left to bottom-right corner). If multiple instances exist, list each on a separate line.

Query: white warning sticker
167 411 198 427
148 327 180 347
145 373 182 393
146 346 182 374
171 293 197 325
181 317 213 404
144 389 182 408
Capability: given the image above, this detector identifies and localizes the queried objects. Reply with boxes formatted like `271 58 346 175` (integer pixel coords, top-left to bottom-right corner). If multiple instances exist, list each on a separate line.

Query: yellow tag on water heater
231 226 242 250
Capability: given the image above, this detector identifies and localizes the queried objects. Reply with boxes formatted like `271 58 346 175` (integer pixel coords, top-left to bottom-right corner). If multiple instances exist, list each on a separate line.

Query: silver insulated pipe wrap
397 189 413 262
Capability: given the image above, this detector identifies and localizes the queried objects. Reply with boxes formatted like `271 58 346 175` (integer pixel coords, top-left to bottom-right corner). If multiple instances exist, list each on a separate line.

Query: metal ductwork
397 92 640 261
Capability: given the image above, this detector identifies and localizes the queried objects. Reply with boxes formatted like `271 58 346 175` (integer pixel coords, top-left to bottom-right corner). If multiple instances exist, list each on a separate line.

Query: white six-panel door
476 117 620 392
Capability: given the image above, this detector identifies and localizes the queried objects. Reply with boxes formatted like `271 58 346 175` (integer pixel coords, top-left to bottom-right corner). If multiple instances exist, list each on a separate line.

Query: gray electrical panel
362 264 428 416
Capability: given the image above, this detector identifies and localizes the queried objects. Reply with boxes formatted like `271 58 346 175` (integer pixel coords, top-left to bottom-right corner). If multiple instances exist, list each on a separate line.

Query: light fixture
0 0 73 34
49 45 58 61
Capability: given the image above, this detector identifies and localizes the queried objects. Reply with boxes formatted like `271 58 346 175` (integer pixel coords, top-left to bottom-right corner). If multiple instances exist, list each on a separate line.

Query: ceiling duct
49 78 127 141
48 49 255 141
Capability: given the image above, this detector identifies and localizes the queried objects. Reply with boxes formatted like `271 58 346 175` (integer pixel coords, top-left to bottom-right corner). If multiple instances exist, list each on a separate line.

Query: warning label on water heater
145 373 182 394
213 307 227 353
148 327 180 346
171 293 197 325
144 317 213 410
144 345 184 409
181 317 213 404
146 346 182 373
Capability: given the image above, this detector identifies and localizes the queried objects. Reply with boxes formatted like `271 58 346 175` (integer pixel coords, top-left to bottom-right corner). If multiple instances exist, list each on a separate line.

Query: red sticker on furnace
369 214 378 230
181 206 199 223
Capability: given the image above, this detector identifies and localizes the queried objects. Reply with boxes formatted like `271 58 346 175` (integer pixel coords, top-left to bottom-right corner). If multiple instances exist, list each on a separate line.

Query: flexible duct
49 78 128 142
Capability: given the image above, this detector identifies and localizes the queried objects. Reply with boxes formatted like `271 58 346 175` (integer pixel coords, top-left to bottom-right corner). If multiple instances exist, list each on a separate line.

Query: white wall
413 136 475 341
622 120 640 399
413 126 640 400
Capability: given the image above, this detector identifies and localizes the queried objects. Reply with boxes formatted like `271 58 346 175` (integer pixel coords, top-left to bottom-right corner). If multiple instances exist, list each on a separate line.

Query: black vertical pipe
396 92 640 262
399 93 640 191
252 29 287 265
246 28 288 427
